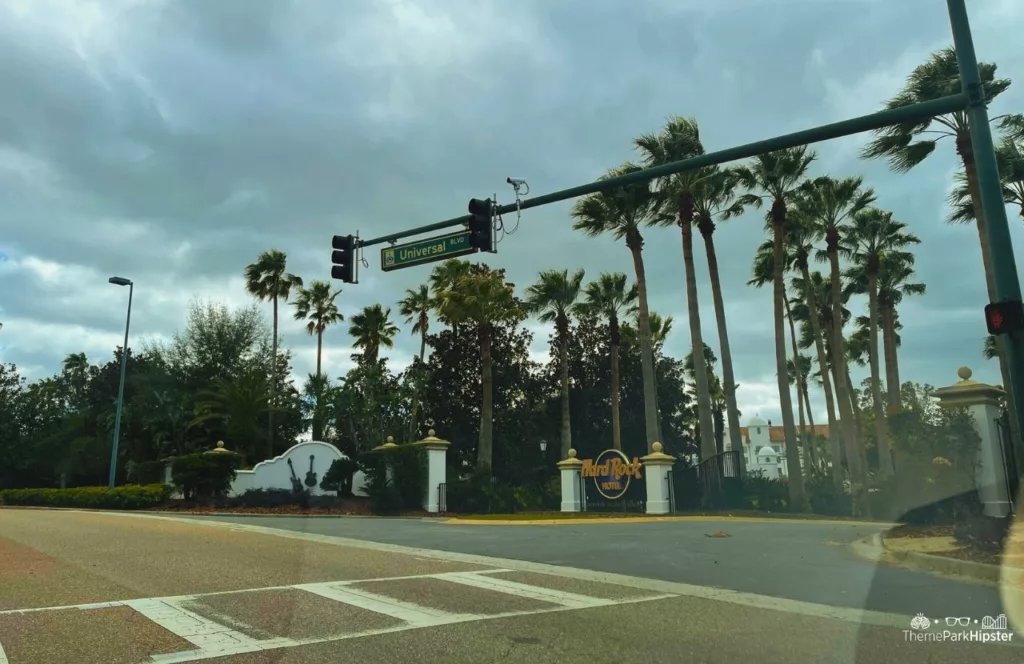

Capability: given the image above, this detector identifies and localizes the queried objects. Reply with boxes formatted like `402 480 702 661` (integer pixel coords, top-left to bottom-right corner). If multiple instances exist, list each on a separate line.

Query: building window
773 445 780 454
756 427 761 435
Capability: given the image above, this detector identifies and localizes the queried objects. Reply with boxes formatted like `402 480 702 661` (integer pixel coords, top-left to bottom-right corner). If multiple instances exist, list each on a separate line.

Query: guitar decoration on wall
286 458 304 493
305 455 318 488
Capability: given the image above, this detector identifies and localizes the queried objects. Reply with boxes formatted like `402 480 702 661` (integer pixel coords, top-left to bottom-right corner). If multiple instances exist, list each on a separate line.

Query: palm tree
524 269 585 458
692 167 747 459
985 335 999 360
577 273 638 450
571 163 664 450
399 284 432 440
784 214 845 489
429 259 472 334
787 354 816 441
734 147 816 511
796 175 874 497
292 281 344 379
635 117 716 458
301 372 335 443
862 46 1022 448
948 135 1024 225
842 209 920 478
190 369 277 461
349 304 399 365
433 265 522 471
61 352 90 410
244 249 303 457
684 343 728 454
875 256 923 411
750 238 816 474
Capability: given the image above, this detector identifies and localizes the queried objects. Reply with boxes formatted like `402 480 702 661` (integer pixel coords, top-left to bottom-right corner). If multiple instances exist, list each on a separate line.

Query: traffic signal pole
343 0 1024 449
355 93 967 250
948 0 1024 452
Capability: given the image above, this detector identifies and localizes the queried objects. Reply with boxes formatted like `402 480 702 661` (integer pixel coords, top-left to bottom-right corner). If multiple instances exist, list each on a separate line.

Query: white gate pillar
558 449 584 512
642 442 675 515
414 430 450 513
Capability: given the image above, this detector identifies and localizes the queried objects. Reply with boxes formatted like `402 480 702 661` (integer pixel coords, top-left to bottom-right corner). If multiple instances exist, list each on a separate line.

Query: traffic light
467 198 494 252
985 301 1024 335
331 234 357 284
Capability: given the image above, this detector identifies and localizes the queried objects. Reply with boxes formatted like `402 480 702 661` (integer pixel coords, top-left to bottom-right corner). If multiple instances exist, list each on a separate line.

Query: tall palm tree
244 249 303 457
692 167 746 459
434 265 522 471
429 259 472 334
190 369 277 461
635 117 716 458
399 284 432 440
842 209 920 478
524 269 585 458
61 352 90 410
875 256 923 411
349 304 399 365
577 273 638 450
862 46 1023 448
985 335 999 360
684 343 728 455
797 175 874 497
292 280 344 379
750 239 815 473
948 135 1024 225
734 147 816 511
784 214 844 489
571 163 664 450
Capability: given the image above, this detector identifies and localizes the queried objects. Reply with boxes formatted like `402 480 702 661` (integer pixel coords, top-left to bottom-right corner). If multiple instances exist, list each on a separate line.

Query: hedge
0 484 172 510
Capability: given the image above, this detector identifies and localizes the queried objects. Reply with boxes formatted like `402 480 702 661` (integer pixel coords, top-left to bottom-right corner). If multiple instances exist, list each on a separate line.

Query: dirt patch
886 524 954 539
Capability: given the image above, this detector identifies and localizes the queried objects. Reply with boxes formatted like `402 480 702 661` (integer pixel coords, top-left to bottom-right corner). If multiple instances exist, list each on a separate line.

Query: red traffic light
985 301 1024 335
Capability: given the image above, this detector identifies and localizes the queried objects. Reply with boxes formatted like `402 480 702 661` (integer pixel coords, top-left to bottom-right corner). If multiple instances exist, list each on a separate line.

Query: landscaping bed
151 495 431 518
883 523 1006 567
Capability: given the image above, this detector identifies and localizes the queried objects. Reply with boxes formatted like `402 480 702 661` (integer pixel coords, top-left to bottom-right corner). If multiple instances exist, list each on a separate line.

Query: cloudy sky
1 0 1023 427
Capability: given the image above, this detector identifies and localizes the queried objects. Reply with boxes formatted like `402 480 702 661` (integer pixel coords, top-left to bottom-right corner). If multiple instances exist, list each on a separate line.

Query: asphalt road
186 515 1003 619
0 509 1018 664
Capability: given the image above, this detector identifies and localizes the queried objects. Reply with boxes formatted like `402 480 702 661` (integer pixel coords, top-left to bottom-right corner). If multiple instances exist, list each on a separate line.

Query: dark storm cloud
1 0 1023 421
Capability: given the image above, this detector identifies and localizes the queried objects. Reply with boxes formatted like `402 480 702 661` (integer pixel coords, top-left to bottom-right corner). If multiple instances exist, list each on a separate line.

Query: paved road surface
187 514 1003 618
0 509 1018 664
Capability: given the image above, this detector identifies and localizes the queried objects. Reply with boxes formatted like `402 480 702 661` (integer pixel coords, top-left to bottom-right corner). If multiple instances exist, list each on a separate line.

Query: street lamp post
108 276 133 489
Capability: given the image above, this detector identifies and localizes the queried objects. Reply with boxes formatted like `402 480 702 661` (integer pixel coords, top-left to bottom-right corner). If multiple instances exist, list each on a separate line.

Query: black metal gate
996 412 1020 514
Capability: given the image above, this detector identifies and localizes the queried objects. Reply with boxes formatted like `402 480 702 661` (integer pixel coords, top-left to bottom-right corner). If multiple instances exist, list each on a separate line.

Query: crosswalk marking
294 582 465 626
0 570 678 663
438 572 616 609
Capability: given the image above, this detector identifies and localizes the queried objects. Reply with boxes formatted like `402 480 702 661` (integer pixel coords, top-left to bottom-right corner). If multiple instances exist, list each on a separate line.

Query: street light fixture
107 276 134 488
539 440 547 453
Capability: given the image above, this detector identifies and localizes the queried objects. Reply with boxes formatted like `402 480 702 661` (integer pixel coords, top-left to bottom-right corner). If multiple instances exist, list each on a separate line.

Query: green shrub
127 460 167 485
805 470 851 517
320 457 360 496
0 484 171 510
171 452 243 500
358 444 427 513
742 470 788 512
444 469 518 514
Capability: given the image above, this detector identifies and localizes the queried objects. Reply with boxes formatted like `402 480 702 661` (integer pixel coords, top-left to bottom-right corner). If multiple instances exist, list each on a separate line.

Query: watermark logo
905 614 1012 643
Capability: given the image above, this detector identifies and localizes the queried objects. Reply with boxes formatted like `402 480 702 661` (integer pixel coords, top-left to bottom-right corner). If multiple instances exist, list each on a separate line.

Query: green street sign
381 230 474 272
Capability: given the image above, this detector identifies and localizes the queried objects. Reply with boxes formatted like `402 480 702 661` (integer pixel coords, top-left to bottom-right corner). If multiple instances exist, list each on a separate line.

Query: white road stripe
439 572 614 609
294 582 465 625
124 598 291 658
0 639 8 664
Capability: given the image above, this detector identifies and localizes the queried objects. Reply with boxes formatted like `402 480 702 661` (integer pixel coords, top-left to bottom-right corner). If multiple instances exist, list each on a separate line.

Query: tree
190 368 277 462
796 174 874 502
783 213 845 489
577 273 638 450
432 263 524 471
875 255 924 411
244 249 302 457
734 147 816 511
349 304 399 365
572 163 664 451
398 284 433 441
684 344 728 455
292 281 344 379
635 117 717 460
843 208 922 479
862 46 1023 450
524 268 585 458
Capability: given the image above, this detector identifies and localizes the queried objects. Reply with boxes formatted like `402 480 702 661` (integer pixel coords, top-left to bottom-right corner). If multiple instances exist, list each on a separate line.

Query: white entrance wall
230 441 365 497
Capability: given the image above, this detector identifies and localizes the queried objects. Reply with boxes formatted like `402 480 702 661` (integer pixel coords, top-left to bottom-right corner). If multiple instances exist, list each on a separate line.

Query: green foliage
0 484 171 509
127 459 166 485
233 488 310 508
320 457 360 496
170 452 243 500
358 444 427 513
742 470 789 512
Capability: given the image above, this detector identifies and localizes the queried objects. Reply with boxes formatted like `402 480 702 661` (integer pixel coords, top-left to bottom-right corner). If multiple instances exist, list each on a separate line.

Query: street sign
381 230 475 272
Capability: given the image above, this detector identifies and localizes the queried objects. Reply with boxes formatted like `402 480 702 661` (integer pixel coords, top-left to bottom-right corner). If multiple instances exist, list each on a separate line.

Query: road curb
445 515 896 526
851 532 1017 585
